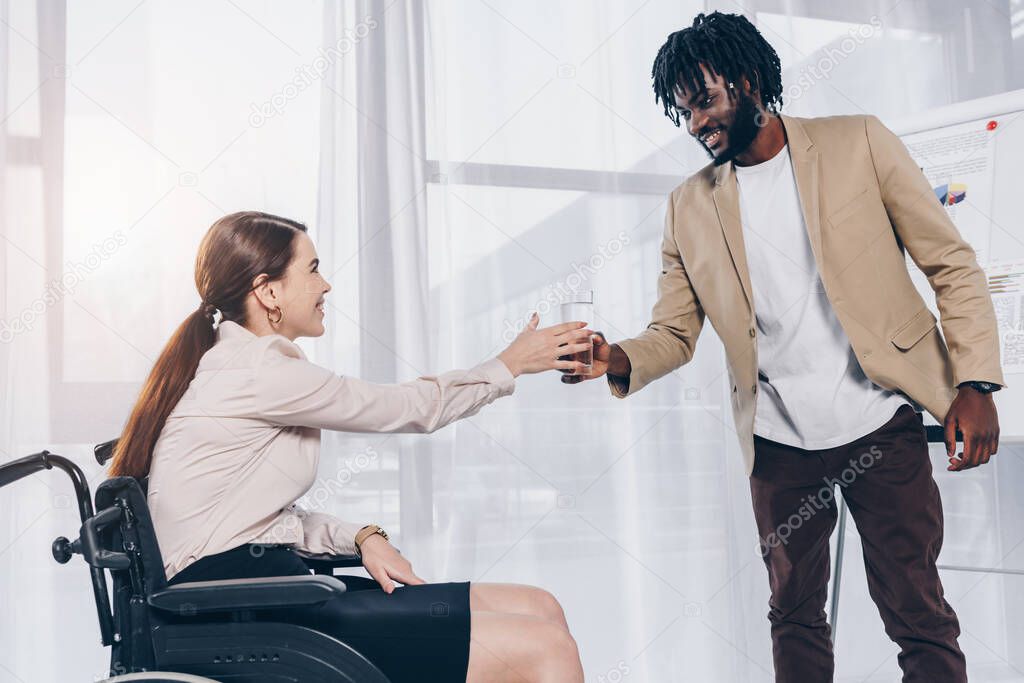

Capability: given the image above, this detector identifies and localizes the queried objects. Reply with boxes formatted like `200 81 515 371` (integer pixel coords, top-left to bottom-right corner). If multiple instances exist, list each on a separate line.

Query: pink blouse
147 320 516 580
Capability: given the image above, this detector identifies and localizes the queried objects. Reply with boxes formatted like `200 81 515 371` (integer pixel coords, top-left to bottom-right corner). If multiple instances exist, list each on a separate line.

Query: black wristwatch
959 380 1000 394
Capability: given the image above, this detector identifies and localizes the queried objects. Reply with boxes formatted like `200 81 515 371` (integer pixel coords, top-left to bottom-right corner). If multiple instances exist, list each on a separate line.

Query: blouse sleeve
287 505 364 556
250 338 516 433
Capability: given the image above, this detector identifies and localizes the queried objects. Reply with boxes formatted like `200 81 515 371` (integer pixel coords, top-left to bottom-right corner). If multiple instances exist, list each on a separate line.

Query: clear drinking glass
560 290 594 375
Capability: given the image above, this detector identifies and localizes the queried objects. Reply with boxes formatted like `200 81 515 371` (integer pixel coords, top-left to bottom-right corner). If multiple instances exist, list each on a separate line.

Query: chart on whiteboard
988 259 1024 373
901 115 999 268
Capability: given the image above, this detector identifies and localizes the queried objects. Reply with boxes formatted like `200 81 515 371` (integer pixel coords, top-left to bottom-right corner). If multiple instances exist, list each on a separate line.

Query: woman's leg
469 583 569 630
467 611 583 683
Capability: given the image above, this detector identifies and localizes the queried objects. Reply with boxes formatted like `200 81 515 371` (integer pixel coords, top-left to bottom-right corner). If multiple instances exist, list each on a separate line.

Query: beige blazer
610 113 1006 475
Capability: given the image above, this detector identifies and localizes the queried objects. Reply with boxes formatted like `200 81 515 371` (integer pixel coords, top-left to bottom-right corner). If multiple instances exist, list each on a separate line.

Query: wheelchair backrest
92 476 169 673
94 476 169 595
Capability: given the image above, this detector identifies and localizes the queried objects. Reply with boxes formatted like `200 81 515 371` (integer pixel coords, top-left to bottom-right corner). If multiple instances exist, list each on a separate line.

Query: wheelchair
0 439 392 682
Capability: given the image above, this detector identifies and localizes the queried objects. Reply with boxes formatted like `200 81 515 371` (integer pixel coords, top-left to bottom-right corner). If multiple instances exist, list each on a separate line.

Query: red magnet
987 120 998 131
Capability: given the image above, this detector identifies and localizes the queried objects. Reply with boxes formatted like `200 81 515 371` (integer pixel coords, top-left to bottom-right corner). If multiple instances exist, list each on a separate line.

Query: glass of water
560 290 594 375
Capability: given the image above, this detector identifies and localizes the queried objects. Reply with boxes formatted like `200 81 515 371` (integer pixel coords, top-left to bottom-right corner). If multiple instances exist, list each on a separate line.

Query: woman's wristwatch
354 524 389 554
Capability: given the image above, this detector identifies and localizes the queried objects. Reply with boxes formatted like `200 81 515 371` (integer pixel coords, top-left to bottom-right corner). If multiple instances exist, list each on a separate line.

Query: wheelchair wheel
98 674 220 682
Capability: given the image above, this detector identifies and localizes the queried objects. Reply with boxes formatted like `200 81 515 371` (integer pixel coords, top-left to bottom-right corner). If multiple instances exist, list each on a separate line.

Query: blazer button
732 385 737 393
749 327 755 338
751 384 757 394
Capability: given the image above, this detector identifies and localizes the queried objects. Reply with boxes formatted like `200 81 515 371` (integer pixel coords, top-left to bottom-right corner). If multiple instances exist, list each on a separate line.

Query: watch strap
354 524 389 552
961 380 1000 394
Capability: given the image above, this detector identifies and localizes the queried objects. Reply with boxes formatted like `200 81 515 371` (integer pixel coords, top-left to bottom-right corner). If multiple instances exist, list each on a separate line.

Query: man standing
564 11 1004 682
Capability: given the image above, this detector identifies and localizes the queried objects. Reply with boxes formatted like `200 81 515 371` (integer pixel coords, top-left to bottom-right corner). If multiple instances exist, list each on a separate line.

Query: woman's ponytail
108 307 217 478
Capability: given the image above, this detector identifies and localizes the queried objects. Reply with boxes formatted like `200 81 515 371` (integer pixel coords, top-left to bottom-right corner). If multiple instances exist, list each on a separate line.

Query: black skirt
167 544 471 682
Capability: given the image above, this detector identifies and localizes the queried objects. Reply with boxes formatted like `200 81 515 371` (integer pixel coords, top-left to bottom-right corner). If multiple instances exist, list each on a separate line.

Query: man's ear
745 77 763 103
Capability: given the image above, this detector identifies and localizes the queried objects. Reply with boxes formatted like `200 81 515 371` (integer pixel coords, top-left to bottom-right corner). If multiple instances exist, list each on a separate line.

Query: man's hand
944 385 1000 471
358 534 426 593
561 333 634 385
559 332 609 384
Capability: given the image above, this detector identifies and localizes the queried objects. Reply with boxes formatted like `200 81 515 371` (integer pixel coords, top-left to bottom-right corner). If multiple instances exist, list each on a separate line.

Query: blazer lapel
711 161 755 315
710 114 824 318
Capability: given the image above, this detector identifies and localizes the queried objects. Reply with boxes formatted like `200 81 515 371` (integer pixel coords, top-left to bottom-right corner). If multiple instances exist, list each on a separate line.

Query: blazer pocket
890 307 938 350
827 187 870 228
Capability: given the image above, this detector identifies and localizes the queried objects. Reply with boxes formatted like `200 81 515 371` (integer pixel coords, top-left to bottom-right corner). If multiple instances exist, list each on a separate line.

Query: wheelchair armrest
293 550 365 575
148 575 345 614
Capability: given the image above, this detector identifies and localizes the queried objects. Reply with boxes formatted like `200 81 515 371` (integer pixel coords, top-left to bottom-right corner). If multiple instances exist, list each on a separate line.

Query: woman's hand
498 313 595 377
358 534 425 594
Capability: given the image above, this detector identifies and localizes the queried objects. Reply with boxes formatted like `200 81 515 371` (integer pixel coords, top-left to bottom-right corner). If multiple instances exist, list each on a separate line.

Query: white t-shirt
733 143 910 450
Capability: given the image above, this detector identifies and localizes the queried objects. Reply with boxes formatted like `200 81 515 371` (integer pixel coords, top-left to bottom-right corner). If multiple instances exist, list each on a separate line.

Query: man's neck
733 114 786 167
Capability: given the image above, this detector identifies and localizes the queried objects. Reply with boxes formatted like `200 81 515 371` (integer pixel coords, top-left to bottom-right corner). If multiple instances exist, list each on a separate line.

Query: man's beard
709 93 761 166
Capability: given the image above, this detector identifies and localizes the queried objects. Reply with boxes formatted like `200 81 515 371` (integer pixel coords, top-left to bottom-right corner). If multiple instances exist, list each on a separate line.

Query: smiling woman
108 211 591 683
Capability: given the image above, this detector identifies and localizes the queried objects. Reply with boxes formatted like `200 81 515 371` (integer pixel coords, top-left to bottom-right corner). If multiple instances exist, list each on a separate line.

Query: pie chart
933 182 967 206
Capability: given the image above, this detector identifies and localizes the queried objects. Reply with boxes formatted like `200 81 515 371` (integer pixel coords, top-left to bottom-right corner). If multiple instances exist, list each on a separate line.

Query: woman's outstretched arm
250 315 594 434
252 351 515 433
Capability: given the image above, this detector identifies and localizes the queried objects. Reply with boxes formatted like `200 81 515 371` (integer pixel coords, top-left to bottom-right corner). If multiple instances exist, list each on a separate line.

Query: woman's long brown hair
108 211 307 479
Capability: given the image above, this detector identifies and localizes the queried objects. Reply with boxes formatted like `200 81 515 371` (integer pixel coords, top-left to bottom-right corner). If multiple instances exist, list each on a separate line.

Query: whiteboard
885 90 1024 440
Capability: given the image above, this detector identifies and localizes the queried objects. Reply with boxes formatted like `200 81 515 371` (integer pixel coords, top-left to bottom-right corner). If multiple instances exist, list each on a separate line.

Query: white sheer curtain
0 3 98 680
316 0 439 565
424 3 760 680
0 0 8 451
315 1 763 680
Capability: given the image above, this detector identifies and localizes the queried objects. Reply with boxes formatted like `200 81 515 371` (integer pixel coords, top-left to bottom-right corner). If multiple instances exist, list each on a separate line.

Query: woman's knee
471 583 570 629
521 585 568 627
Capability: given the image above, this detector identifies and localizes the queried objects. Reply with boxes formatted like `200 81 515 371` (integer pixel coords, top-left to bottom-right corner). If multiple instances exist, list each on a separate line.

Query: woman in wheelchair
107 211 590 683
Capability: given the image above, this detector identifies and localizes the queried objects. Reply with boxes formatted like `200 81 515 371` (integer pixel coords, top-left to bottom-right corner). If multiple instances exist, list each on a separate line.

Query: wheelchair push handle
95 438 118 466
0 452 54 488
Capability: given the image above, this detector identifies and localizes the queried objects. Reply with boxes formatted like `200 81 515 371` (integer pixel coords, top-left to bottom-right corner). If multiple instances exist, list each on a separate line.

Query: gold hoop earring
268 306 283 325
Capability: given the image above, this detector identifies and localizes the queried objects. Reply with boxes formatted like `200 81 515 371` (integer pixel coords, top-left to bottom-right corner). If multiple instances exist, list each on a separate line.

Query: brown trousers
750 403 966 682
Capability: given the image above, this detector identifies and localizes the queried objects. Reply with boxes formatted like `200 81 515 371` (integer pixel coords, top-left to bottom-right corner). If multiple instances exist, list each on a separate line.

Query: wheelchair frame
0 440 392 683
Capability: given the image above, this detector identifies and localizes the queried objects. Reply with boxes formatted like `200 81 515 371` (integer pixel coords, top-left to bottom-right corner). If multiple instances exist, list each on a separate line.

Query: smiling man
562 10 1004 683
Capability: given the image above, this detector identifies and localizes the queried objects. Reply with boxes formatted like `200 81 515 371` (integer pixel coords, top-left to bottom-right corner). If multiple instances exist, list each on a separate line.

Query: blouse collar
215 319 254 342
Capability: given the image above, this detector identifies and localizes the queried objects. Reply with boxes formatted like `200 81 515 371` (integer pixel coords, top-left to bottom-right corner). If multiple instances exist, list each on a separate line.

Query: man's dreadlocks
651 12 783 127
